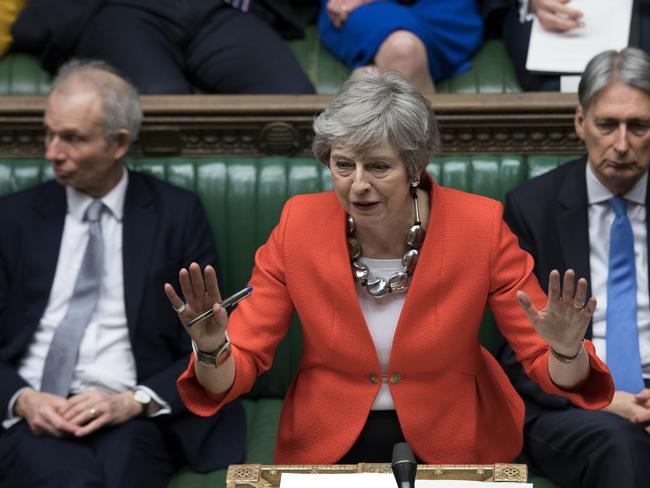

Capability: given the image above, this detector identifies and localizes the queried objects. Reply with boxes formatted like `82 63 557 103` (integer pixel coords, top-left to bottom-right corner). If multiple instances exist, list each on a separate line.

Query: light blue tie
225 0 251 12
41 200 104 396
606 197 644 393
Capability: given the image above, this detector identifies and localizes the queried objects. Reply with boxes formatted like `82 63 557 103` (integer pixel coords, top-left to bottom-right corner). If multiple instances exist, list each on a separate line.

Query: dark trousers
338 410 420 464
500 3 650 91
522 407 650 488
0 419 176 488
74 0 315 94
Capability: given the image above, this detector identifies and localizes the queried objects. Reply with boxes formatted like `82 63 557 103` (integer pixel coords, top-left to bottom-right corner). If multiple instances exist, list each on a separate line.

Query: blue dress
318 0 483 82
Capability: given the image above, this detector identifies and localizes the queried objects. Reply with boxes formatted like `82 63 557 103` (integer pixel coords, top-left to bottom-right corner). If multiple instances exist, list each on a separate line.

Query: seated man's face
575 82 650 195
44 84 127 198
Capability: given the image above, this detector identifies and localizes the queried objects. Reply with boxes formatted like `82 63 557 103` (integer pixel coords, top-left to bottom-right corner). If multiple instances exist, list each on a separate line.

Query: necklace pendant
388 272 409 293
402 249 419 274
352 260 369 282
347 216 355 234
407 224 425 248
348 238 362 260
366 277 390 298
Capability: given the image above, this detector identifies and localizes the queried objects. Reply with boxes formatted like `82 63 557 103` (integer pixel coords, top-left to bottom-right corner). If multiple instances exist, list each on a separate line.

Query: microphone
391 442 417 488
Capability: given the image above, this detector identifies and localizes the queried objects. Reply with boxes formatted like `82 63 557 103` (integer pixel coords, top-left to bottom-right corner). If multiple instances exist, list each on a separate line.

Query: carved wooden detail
0 93 582 158
226 463 528 487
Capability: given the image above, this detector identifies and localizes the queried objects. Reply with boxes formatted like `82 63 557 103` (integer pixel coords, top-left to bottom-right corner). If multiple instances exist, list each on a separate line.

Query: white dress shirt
586 164 650 380
5 170 169 428
356 257 406 410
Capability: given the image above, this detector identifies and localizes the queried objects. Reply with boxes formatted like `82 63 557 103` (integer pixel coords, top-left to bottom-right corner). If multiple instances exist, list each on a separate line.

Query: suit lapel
122 171 157 339
393 177 444 348
555 157 592 336
326 202 383 367
555 158 591 287
646 172 650 296
23 183 67 328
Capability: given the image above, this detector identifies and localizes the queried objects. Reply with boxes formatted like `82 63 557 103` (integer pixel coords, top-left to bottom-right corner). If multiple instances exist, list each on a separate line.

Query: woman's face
329 144 412 231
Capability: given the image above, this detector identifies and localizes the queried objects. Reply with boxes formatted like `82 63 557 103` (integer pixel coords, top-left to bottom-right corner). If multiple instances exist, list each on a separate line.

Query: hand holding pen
164 262 251 350
184 285 252 328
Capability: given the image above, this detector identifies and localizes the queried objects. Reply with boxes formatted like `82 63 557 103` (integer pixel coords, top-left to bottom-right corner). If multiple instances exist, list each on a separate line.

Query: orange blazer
178 179 613 464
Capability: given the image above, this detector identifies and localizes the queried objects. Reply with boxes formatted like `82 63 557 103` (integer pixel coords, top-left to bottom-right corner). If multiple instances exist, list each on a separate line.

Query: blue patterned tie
41 200 104 396
606 197 644 393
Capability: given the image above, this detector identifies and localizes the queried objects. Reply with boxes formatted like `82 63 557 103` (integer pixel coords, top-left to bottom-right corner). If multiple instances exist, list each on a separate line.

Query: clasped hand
16 388 143 438
517 269 595 357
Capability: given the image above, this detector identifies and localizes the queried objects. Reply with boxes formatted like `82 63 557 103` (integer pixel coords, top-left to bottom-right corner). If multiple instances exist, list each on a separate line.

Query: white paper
559 75 581 93
526 0 633 73
280 472 533 488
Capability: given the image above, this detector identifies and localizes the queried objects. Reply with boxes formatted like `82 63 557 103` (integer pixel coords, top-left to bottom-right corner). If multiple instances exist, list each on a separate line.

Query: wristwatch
132 388 152 416
192 331 232 368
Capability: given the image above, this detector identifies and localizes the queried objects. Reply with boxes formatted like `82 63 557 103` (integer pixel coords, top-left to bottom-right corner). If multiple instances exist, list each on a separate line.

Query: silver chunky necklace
347 189 426 299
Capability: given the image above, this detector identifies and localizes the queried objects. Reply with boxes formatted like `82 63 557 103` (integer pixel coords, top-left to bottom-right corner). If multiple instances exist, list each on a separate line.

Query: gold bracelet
551 340 584 364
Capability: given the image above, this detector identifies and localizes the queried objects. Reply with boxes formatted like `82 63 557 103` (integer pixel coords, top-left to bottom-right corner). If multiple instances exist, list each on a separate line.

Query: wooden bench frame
0 93 582 158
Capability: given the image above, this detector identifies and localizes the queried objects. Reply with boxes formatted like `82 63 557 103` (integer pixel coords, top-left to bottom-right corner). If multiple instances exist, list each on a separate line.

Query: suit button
390 373 401 384
368 373 379 384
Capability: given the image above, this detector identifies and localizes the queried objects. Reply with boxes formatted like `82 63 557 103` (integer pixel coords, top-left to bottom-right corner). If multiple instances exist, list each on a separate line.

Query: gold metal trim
226 463 528 487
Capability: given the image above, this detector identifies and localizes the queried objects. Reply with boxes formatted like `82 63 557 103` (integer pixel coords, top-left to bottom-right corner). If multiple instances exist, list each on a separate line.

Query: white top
355 258 407 410
4 170 169 428
586 164 650 380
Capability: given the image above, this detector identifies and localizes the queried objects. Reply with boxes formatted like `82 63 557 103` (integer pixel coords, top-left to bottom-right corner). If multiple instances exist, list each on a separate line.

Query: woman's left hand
517 269 595 357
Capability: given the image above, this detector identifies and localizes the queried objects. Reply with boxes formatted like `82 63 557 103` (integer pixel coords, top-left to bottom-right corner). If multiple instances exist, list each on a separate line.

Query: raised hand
164 262 228 352
516 269 595 357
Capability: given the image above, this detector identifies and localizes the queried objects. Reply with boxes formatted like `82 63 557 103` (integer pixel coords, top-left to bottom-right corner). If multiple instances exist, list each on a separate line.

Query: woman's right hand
164 262 229 352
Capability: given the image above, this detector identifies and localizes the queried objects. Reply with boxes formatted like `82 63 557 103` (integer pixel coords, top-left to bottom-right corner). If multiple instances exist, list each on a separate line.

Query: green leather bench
0 154 577 486
0 35 519 95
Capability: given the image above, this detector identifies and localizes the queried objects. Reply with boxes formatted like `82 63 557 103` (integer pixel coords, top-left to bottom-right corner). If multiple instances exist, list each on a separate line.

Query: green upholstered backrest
435 40 521 94
0 52 50 95
0 154 577 399
1 34 520 95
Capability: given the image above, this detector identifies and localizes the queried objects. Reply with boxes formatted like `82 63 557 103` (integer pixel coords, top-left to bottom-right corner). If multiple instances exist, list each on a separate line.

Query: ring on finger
340 3 348 12
88 408 97 418
173 302 187 314
572 300 586 310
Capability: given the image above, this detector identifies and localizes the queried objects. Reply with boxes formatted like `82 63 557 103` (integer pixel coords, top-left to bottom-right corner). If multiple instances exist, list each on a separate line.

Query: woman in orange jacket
167 71 614 465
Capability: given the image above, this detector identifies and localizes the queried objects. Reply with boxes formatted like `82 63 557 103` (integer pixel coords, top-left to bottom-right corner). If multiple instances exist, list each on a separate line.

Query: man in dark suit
498 47 650 487
11 0 316 94
0 59 245 487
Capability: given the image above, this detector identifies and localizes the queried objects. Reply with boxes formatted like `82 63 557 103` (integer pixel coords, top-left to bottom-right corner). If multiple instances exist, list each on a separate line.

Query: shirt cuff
2 387 31 429
135 385 171 417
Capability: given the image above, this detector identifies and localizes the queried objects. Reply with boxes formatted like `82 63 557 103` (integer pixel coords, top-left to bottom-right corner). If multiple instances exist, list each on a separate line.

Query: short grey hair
312 71 440 182
51 59 142 143
579 47 650 113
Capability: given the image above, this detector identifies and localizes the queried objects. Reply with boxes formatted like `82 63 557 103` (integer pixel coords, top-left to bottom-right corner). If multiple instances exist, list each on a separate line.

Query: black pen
184 285 253 328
